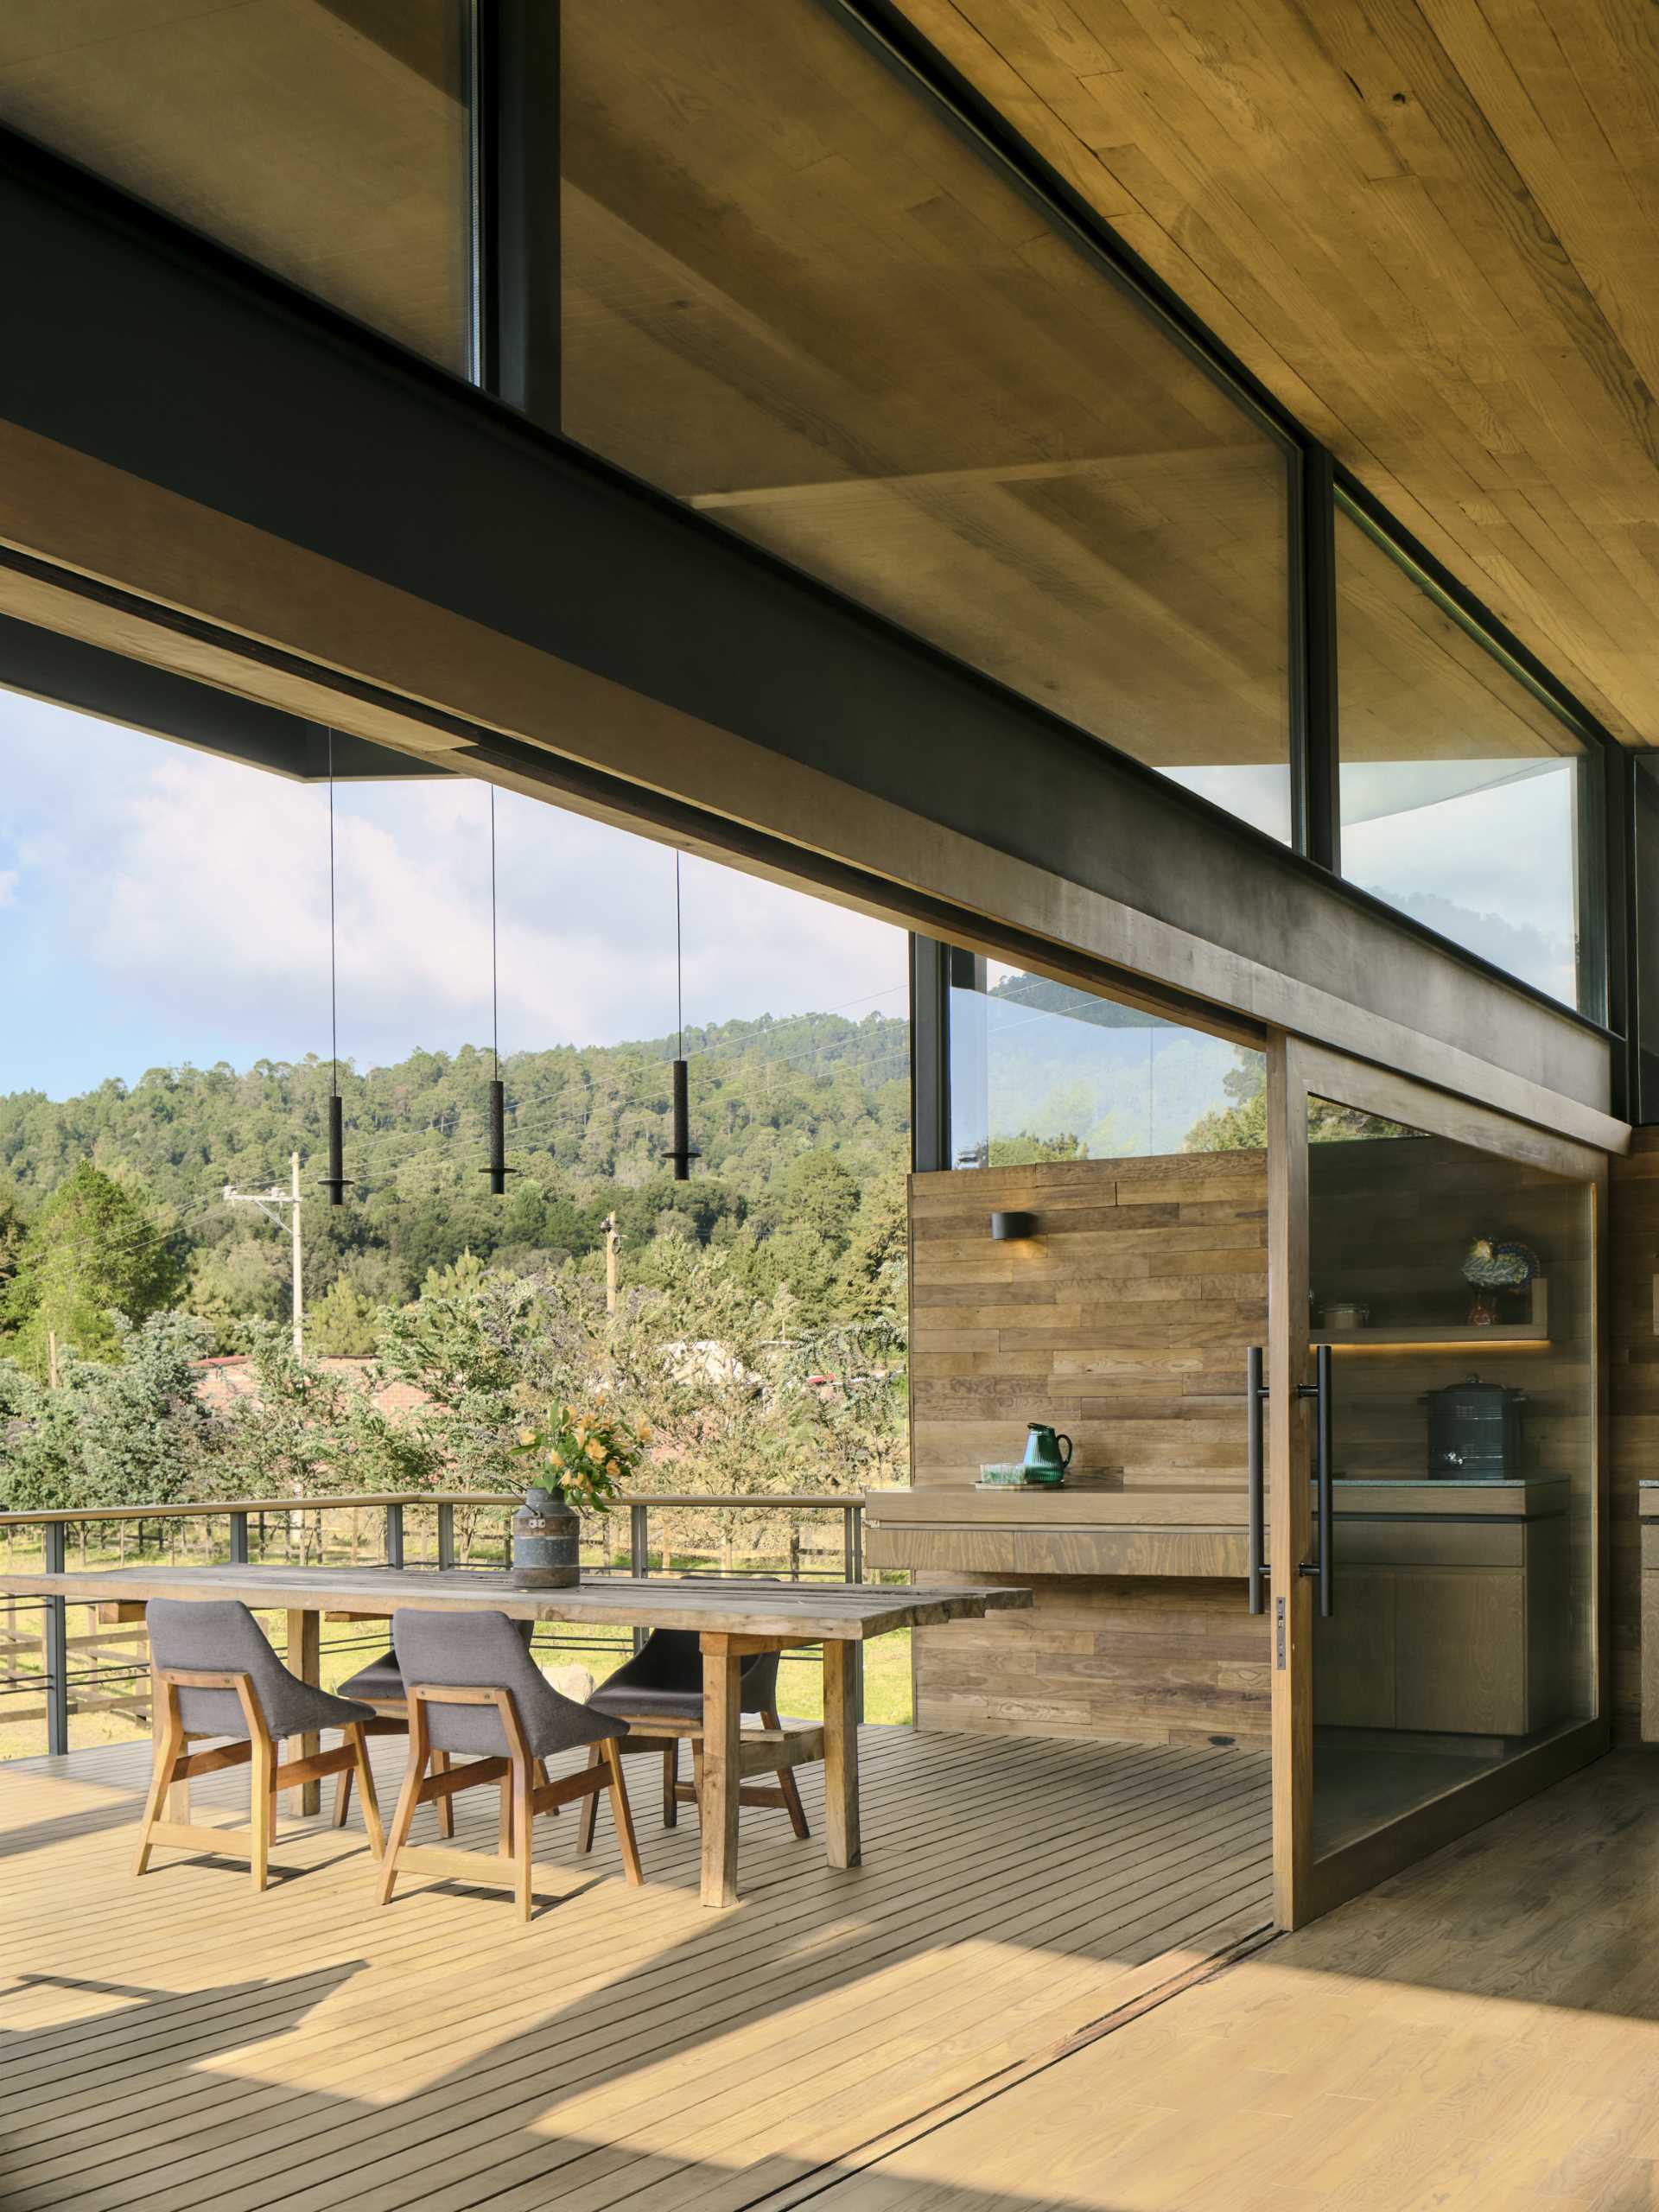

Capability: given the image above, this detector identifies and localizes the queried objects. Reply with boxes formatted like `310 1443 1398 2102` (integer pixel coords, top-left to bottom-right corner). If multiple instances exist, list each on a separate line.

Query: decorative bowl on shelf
978 1463 1026 1487
1321 1300 1370 1331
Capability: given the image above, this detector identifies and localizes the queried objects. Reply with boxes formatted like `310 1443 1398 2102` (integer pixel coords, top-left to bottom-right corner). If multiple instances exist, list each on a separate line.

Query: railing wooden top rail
0 1491 868 1530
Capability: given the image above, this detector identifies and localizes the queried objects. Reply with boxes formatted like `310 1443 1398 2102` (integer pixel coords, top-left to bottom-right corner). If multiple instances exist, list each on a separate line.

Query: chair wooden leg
537 1757 557 1813
575 1743 603 1855
513 1754 535 1923
763 1708 811 1840
379 1743 428 1906
433 1749 454 1839
250 1729 275 1894
604 1738 644 1887
499 1774 514 1857
346 1724 385 1858
333 1763 353 1829
663 1740 679 1828
134 1702 184 1878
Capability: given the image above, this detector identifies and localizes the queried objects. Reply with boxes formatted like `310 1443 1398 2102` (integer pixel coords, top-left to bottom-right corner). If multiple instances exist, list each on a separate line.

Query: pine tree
3 1163 185 1370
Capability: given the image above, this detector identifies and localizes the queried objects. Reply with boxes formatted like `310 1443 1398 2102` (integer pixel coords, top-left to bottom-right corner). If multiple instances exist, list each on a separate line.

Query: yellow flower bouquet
513 1398 652 1514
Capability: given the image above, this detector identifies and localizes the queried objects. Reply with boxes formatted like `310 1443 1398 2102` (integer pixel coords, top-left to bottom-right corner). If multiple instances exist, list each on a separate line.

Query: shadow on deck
0 1723 1271 2211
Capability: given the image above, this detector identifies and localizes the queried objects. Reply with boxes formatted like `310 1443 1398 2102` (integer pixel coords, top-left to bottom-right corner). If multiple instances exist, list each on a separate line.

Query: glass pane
1336 507 1594 1010
561 0 1294 842
1632 759 1659 1117
947 955 1264 1166
0 2 474 372
1308 1100 1596 1859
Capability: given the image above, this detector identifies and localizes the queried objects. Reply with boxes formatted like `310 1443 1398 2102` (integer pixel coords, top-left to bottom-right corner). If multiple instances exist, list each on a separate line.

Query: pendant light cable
667 848 697 1180
327 727 338 1098
675 849 684 1060
482 781 512 1194
490 784 500 1083
320 728 350 1204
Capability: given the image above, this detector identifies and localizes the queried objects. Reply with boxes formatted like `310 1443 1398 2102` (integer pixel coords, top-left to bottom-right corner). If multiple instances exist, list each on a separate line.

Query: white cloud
0 690 909 1094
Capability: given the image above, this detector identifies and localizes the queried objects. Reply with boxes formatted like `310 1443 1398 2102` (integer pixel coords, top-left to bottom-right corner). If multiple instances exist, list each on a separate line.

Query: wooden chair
379 1608 643 1923
331 1621 556 1840
580 1594 811 1851
137 1598 384 1892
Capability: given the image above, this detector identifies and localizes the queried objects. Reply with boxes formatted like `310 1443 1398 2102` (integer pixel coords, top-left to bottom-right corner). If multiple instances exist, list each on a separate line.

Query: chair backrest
147 1599 295 1738
629 1577 785 1711
392 1608 548 1757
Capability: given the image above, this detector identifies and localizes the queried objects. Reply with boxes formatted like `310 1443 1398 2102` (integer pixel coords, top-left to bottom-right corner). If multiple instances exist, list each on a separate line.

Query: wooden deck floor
797 1748 1659 2211
0 1725 1271 2211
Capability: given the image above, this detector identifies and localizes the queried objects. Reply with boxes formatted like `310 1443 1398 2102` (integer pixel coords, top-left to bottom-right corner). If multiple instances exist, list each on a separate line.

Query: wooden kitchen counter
863 1484 1251 1580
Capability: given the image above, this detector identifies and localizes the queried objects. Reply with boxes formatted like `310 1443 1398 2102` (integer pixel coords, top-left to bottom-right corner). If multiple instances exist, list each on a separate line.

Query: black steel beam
908 934 950 1174
1300 447 1340 874
0 611 440 780
0 123 1619 1077
474 0 561 421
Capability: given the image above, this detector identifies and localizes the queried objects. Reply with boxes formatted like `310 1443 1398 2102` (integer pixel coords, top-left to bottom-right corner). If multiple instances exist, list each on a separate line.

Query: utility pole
603 1212 620 1315
222 1152 304 1355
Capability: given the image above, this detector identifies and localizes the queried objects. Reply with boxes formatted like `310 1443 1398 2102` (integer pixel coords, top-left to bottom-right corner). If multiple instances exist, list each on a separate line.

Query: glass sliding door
1265 1040 1606 1927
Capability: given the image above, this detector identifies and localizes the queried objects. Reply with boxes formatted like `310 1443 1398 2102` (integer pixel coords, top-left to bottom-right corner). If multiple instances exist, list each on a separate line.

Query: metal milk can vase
512 1484 581 1588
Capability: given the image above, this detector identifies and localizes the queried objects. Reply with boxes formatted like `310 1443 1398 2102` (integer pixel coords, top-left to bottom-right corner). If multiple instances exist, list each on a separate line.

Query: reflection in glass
0 2 474 372
1308 1100 1595 1858
562 0 1294 842
947 956 1264 1166
1335 507 1593 1009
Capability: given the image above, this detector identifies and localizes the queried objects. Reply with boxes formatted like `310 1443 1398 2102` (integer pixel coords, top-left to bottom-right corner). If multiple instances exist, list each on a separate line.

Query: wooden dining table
0 1562 1031 1906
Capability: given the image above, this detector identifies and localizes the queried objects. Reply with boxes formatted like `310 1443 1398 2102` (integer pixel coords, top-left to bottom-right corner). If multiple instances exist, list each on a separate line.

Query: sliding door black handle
1246 1346 1269 1614
1296 1344 1336 1618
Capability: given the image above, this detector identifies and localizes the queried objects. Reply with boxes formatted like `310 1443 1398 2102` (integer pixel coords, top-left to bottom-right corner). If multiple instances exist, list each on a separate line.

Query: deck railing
0 1490 871 1759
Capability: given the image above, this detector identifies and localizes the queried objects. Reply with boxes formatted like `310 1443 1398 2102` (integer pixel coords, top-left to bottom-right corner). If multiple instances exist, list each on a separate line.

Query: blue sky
0 690 909 1100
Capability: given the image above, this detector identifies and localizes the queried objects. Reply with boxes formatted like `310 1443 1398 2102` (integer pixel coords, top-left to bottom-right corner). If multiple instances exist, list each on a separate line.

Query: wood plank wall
907 1154 1272 1747
909 1136 1613 1750
1611 1132 1659 1739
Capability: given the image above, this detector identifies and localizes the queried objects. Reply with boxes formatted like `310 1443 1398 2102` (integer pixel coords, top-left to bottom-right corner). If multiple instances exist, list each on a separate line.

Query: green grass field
0 1520 913 1762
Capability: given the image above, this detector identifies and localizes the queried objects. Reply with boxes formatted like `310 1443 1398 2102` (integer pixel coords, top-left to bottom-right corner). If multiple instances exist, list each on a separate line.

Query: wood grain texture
0 1724 1270 2210
1612 1131 1659 1738
798 1749 1659 2212
899 0 1659 749
906 1154 1272 1745
0 1565 1031 1643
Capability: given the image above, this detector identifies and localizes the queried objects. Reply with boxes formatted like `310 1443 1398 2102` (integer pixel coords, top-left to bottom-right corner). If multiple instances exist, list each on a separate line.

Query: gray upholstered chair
330 1620 550 1840
381 1608 643 1920
137 1598 384 1891
582 1583 810 1846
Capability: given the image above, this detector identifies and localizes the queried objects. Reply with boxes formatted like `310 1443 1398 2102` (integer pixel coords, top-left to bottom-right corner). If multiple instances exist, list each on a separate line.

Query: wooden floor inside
0 1724 1271 2211
798 1747 1659 2211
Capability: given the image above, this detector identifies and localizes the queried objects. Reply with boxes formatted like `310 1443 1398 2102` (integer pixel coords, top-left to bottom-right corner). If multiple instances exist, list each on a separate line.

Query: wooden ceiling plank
901 0 1659 743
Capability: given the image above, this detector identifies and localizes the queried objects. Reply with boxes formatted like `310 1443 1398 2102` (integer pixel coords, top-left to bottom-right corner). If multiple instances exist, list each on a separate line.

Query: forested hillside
0 1011 911 1350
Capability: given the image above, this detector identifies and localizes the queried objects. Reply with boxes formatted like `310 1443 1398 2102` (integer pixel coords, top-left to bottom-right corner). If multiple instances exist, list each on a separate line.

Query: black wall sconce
989 1211 1036 1242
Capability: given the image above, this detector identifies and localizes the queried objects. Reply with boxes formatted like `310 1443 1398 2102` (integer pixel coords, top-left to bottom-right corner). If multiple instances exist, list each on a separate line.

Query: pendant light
318 730 353 1205
665 850 699 1181
480 785 516 1196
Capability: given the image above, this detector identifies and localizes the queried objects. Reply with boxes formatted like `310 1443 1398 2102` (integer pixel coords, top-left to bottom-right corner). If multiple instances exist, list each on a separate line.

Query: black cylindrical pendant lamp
663 852 699 1181
479 786 516 1198
318 732 353 1207
320 1091 353 1206
481 1076 518 1196
666 1057 700 1182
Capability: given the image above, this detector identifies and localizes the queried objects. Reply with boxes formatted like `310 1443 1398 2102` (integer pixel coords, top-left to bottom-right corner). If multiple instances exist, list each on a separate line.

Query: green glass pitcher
1022 1422 1073 1485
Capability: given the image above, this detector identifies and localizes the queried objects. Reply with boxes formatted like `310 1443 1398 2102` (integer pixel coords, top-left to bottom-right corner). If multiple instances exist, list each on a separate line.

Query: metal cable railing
0 1491 876 1758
